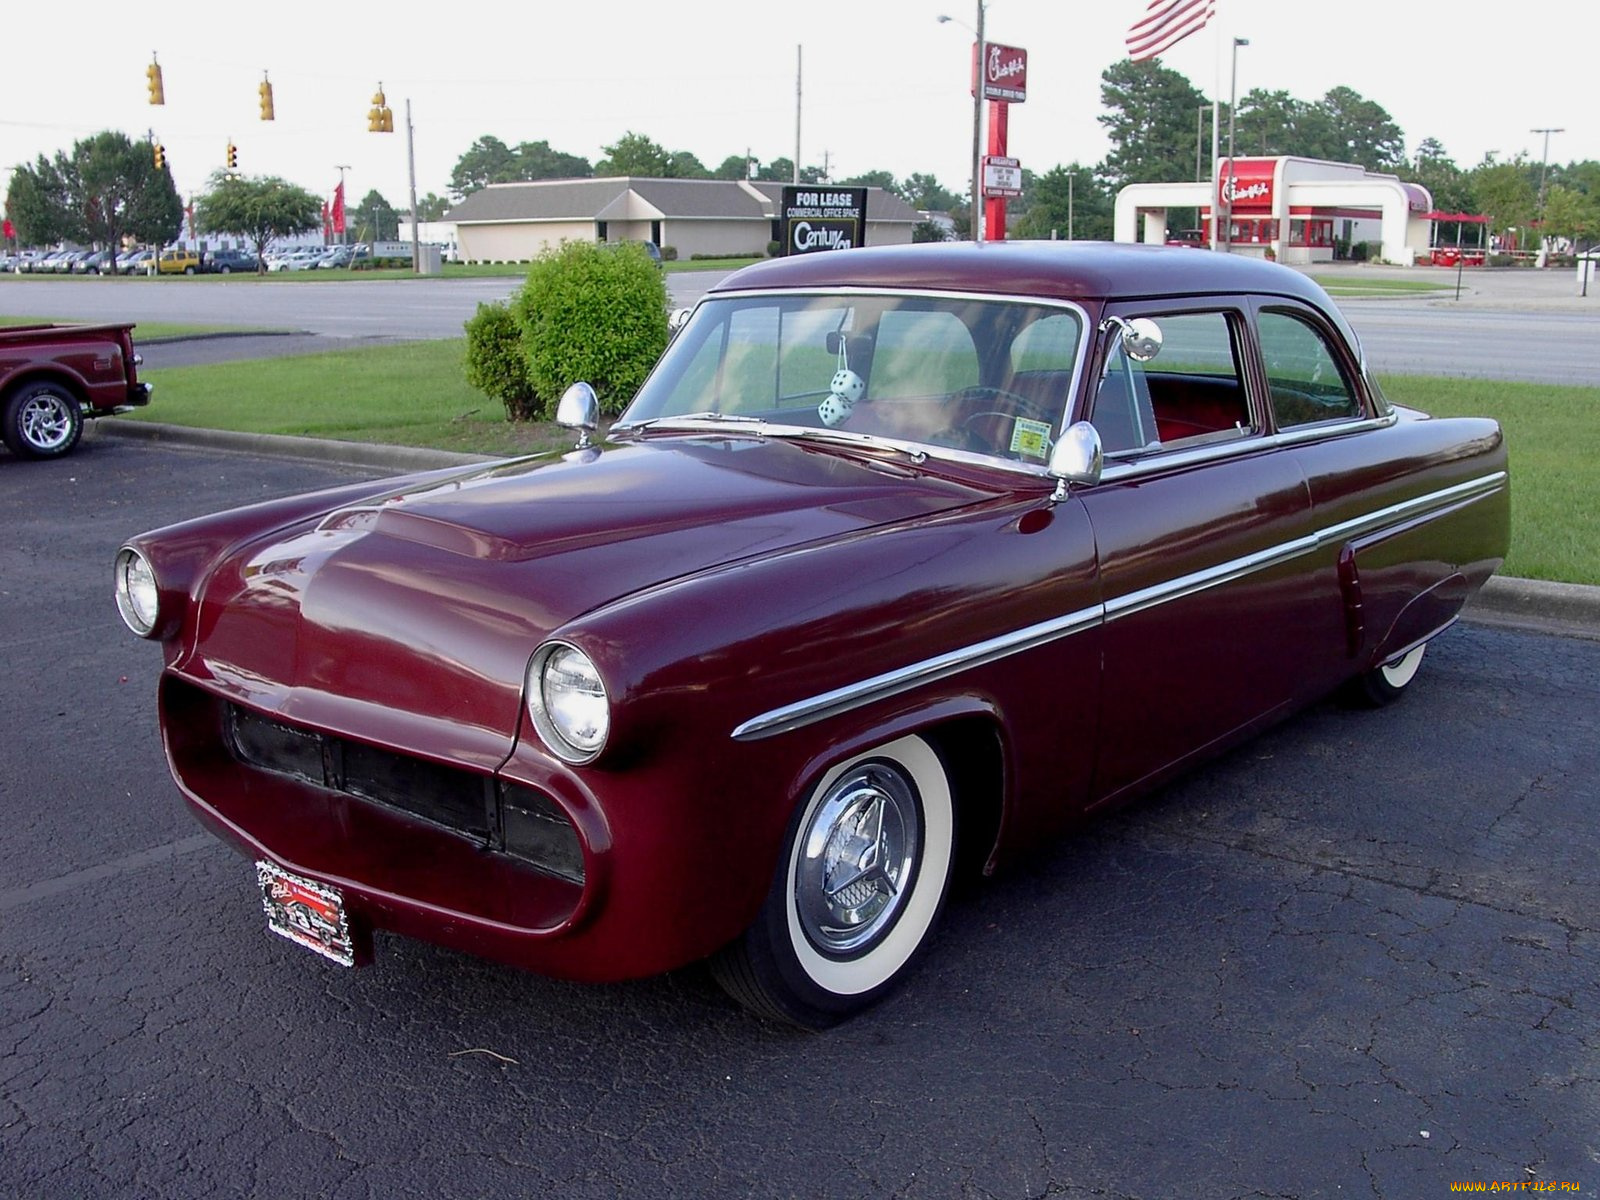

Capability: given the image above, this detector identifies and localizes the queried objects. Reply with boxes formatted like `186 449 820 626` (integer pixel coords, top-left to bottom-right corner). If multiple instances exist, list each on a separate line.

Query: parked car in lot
204 248 259 274
315 245 355 269
113 242 1509 1027
157 249 202 275
1 321 152 458
72 249 120 275
118 249 155 275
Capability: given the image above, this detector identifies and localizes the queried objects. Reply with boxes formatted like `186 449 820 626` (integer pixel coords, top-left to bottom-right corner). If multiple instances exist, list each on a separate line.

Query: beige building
444 177 919 263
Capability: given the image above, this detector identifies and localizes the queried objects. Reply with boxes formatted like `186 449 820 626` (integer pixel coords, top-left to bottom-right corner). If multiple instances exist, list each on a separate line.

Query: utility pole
794 46 802 185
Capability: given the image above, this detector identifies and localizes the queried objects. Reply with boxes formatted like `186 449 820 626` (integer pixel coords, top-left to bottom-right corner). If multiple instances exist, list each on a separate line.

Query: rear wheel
710 734 955 1029
3 382 83 459
1346 642 1427 707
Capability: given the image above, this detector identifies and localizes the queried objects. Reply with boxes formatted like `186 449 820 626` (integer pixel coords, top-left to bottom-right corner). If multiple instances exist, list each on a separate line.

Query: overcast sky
4 0 1595 215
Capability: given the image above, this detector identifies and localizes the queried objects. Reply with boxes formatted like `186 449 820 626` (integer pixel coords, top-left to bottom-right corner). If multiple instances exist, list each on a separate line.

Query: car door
1073 301 1331 807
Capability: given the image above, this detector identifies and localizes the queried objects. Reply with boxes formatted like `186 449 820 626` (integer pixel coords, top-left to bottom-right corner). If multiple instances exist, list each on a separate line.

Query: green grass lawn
121 338 1598 585
1310 277 1451 297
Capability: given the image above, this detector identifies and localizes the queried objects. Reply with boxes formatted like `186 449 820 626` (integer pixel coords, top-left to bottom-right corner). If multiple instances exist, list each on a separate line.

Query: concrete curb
95 419 1600 640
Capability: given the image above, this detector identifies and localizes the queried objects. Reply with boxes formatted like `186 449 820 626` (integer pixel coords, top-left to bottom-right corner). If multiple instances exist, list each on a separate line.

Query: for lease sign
781 187 868 255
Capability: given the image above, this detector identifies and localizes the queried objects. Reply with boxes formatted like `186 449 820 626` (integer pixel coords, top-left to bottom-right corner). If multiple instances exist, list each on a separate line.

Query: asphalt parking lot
2 435 1596 1199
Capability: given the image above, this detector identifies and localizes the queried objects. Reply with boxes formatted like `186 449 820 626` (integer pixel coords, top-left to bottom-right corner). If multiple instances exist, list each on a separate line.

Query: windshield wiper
613 412 768 433
762 425 927 463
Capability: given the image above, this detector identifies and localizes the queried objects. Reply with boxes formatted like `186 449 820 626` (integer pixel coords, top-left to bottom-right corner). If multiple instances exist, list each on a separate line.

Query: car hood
187 436 992 759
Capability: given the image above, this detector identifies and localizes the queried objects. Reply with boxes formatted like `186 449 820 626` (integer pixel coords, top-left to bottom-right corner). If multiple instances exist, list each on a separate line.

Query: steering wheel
947 386 1055 455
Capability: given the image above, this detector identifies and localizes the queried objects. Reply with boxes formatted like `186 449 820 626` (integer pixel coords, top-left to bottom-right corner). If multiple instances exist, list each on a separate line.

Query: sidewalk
1296 260 1598 313
96 419 1600 642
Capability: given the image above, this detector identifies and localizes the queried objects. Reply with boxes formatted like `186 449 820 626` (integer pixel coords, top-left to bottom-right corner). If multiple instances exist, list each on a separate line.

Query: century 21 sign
781 187 868 255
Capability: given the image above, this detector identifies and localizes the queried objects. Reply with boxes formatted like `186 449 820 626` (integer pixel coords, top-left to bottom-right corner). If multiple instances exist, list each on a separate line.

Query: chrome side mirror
1047 421 1103 501
667 307 693 339
557 382 600 449
1098 315 1164 363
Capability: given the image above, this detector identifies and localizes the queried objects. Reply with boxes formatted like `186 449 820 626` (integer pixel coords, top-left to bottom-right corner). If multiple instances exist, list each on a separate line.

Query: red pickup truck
1 322 152 460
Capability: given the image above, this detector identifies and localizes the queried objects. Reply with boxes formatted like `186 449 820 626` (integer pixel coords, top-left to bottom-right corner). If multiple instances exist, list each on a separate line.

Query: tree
899 172 962 213
1315 87 1405 170
1470 157 1538 252
194 174 320 270
756 158 825 184
1404 139 1474 215
839 170 897 192
597 132 672 177
1235 89 1305 159
354 190 398 241
1542 185 1600 251
1012 164 1113 242
416 192 451 221
713 153 754 180
514 140 592 181
1097 59 1210 189
450 136 519 198
5 130 181 259
449 136 593 199
664 150 711 179
911 219 948 243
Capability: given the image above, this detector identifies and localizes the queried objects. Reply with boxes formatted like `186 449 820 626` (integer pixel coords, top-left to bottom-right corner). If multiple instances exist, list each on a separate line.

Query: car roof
712 240 1337 312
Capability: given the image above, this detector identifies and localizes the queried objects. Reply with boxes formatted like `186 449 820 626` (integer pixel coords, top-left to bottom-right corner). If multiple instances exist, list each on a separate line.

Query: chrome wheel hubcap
795 763 920 955
21 394 73 450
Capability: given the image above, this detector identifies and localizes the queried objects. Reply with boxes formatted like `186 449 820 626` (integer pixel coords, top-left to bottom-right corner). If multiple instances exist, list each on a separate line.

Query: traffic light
153 142 165 170
226 141 238 170
367 85 393 133
146 58 165 105
259 77 274 121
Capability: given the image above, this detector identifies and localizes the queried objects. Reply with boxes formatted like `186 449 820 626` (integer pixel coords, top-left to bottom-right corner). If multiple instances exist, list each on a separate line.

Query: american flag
1125 0 1216 61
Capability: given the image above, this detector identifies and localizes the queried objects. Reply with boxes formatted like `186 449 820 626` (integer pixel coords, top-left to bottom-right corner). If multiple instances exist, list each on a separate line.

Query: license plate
256 860 357 967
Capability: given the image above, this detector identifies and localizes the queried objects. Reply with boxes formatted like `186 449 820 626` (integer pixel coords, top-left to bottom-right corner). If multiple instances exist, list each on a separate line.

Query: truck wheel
183 265 196 275
3 382 84 459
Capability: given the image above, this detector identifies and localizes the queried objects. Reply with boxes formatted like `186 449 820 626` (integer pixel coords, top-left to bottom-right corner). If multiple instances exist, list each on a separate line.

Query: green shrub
511 240 668 417
463 300 538 421
660 244 679 261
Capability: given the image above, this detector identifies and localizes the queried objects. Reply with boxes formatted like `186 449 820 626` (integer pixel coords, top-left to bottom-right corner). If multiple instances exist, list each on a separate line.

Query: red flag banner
1126 0 1215 61
2 218 14 241
331 182 346 234
321 201 331 239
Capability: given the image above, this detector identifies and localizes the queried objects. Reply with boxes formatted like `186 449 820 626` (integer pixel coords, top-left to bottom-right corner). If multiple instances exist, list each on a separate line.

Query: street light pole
1531 125 1564 208
938 4 986 242
1221 37 1249 254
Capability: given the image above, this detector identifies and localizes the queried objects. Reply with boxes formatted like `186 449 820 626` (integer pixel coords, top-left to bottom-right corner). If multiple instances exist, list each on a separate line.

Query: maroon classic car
115 243 1508 1028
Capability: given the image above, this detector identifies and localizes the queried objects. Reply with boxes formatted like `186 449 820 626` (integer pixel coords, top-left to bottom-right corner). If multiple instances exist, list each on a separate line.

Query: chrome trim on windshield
729 468 1506 741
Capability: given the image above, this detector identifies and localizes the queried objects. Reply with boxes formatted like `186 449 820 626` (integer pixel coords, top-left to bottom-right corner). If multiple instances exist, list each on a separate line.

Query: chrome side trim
1103 535 1320 621
1313 471 1507 547
730 603 1103 741
730 469 1506 741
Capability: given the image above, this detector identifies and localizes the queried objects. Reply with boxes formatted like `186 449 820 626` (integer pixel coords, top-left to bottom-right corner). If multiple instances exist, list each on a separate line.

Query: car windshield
620 291 1087 466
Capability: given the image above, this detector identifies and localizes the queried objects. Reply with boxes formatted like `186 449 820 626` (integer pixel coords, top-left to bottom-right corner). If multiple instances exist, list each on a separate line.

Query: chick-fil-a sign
971 42 1027 103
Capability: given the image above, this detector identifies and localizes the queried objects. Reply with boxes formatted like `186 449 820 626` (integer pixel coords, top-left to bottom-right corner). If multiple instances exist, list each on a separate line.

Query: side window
870 310 978 398
1257 310 1362 428
1093 310 1252 455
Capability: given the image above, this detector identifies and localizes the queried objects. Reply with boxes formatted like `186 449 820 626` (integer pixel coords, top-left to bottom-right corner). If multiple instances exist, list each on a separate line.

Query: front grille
226 704 583 884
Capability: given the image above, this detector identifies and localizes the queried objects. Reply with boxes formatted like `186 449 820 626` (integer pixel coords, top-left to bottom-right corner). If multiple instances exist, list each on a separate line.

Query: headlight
114 547 160 637
527 642 609 764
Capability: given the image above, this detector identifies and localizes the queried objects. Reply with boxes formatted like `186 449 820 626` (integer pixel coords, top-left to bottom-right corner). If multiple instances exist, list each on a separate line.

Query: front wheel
710 734 955 1029
1346 642 1427 707
3 382 83 459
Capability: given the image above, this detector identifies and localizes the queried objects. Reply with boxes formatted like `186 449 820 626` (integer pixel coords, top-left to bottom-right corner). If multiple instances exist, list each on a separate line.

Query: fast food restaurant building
1113 155 1434 266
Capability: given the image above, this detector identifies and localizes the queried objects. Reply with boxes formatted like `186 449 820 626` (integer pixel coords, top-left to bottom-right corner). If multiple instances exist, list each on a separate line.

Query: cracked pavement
2 437 1595 1199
